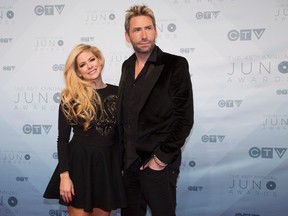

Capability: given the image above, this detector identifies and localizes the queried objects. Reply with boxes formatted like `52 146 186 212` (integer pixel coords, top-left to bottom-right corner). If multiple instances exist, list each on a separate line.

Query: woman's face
76 50 102 82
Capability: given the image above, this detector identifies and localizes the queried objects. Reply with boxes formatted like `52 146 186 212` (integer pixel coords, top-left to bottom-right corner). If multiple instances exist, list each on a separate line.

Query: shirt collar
146 45 158 64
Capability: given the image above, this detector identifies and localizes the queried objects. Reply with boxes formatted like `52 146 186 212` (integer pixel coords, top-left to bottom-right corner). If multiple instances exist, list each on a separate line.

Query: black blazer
118 46 194 165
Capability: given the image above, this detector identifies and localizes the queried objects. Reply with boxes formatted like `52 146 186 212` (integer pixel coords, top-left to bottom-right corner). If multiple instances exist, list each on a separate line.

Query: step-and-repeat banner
0 0 287 215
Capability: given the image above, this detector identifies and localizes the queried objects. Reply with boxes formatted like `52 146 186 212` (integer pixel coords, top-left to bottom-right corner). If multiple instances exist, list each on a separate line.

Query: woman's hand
59 171 75 203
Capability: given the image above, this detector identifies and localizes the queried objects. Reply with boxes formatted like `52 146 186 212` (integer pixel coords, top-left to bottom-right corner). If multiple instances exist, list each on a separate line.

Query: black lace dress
43 84 126 212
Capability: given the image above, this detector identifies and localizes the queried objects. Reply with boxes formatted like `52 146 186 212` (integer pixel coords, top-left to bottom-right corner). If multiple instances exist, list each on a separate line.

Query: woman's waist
70 135 116 147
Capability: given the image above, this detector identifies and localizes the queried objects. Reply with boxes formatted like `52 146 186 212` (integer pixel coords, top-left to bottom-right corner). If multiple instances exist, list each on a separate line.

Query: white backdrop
0 0 287 215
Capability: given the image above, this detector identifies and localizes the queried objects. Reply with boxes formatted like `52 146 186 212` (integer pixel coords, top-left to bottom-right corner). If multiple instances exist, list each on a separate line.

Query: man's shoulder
163 51 184 59
157 46 186 62
123 53 136 66
161 51 187 65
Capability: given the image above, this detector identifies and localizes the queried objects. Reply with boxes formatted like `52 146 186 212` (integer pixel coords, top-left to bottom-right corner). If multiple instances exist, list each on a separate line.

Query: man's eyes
133 27 152 32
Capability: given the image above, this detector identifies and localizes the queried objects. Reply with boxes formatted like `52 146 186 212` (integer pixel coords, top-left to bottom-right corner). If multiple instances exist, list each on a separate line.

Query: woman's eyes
90 57 96 62
79 57 96 68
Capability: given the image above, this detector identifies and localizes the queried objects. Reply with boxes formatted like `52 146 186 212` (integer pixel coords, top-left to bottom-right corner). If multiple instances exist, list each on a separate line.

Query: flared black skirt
43 141 127 212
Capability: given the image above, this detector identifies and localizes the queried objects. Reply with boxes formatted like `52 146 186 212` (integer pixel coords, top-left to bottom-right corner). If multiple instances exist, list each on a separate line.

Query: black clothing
122 57 151 169
43 84 126 212
118 46 194 216
121 157 180 216
118 46 193 165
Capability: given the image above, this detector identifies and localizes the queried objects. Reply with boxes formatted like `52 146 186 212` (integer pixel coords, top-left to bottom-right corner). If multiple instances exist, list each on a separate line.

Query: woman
43 44 126 216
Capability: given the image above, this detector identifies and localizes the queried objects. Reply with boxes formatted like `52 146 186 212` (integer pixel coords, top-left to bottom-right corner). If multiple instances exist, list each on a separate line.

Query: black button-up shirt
122 62 149 169
122 47 157 169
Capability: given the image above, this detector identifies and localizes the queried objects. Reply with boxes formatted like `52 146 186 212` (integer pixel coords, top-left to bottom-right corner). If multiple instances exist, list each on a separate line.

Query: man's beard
131 40 155 54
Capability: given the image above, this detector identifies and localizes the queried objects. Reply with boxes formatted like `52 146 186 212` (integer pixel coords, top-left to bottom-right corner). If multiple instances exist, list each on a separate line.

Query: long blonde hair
61 44 105 131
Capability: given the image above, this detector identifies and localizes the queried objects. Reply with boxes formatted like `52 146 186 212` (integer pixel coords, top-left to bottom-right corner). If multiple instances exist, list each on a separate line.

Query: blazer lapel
137 64 164 113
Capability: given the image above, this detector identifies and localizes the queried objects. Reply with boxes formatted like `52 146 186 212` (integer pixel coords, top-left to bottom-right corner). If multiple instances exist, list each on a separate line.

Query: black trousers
121 158 180 216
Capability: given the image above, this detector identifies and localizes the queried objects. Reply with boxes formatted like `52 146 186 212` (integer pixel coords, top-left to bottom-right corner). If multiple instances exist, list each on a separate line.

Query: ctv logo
201 135 225 143
48 209 68 216
228 29 265 41
16 177 28 182
195 11 220 19
0 38 12 43
218 100 242 107
276 89 288 95
23 124 52 134
180 48 195 54
34 5 65 16
2 66 15 71
52 64 64 71
188 186 203 191
249 147 287 159
235 213 259 216
80 37 95 43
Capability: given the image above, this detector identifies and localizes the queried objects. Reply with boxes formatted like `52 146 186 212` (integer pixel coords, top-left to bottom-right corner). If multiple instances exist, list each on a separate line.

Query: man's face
125 15 157 54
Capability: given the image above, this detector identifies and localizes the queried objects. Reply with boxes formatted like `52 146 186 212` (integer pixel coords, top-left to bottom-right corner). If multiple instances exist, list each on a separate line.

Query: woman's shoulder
106 83 118 88
106 83 119 91
98 83 118 96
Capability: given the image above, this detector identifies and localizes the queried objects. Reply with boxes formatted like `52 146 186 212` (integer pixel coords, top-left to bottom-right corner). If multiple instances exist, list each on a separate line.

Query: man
118 5 194 216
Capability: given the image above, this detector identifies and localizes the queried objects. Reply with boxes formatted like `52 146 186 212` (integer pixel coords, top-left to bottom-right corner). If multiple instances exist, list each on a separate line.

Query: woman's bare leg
68 206 90 216
91 208 111 216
